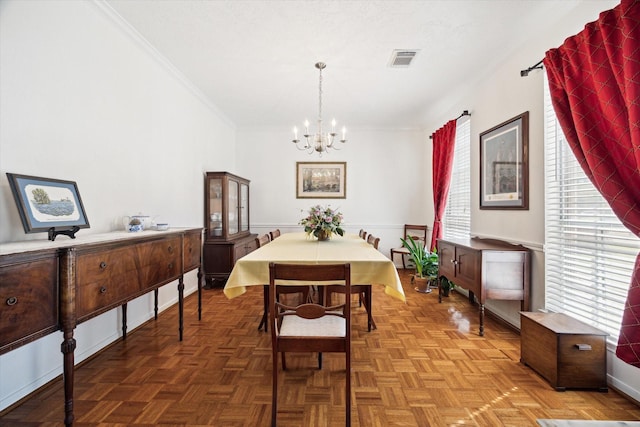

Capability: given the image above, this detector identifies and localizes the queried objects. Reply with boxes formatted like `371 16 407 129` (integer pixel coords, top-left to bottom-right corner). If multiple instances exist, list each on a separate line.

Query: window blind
544 74 640 342
443 117 471 240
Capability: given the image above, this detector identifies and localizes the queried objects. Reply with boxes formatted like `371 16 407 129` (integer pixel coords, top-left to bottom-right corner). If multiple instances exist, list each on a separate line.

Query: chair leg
363 286 376 331
272 349 278 426
318 352 322 370
258 285 268 332
346 346 351 427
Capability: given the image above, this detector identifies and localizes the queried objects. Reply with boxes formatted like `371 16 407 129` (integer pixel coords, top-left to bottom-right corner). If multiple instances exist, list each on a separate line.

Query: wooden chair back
404 224 428 248
269 229 281 240
269 263 351 426
390 224 429 269
367 234 380 249
255 234 271 248
358 229 367 240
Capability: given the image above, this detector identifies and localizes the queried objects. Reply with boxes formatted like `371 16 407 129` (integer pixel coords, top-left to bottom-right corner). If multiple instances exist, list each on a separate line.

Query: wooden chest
520 312 608 391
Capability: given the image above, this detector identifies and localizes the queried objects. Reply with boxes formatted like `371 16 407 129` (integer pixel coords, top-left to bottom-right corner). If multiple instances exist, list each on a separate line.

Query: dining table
223 232 406 302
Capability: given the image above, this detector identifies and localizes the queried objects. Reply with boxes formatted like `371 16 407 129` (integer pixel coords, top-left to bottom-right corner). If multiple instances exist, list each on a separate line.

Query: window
443 117 471 240
544 75 640 343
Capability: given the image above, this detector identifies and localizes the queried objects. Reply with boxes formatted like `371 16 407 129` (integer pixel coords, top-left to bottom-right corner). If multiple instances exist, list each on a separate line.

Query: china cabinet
203 172 256 286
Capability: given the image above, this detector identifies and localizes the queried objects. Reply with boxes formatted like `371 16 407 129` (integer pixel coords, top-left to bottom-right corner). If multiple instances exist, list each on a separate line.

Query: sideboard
0 228 202 426
437 237 530 336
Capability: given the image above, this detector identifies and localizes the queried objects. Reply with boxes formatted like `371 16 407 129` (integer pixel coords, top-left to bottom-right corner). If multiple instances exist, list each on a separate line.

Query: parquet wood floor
2 270 639 426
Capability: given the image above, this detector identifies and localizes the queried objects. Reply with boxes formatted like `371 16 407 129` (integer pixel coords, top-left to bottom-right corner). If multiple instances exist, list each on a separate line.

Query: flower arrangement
299 204 344 240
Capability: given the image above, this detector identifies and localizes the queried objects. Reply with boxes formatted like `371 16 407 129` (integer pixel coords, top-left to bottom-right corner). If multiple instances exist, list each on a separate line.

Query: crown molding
91 0 236 129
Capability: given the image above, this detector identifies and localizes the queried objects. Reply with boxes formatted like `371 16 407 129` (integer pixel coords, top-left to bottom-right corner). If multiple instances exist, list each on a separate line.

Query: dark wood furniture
269 263 352 427
269 229 281 240
366 233 380 249
437 237 530 336
390 224 428 269
520 312 608 391
203 172 256 286
0 228 202 426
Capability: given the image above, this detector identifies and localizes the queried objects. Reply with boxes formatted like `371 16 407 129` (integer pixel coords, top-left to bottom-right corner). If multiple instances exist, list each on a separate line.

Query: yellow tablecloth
223 232 406 302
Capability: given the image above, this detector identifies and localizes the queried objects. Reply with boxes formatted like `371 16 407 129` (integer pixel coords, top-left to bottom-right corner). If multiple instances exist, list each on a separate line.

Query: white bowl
156 223 169 231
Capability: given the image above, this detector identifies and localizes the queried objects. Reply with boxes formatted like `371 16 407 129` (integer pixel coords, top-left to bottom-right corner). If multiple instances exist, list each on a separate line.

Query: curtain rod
429 110 470 139
520 59 543 77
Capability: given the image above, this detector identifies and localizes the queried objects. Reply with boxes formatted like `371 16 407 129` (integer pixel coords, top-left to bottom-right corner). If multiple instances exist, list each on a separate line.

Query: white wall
0 0 236 410
235 126 431 260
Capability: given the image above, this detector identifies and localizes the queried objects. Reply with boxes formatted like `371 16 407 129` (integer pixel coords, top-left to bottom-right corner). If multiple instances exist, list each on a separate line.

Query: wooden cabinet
203 172 256 286
0 228 202 426
520 312 608 391
437 237 530 336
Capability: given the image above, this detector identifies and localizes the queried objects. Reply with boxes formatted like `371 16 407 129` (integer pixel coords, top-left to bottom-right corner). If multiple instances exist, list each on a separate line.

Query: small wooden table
520 312 608 391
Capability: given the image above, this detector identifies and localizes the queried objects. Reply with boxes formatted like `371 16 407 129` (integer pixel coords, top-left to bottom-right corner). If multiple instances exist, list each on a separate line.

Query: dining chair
325 283 376 332
269 229 281 240
269 262 351 427
326 234 378 331
257 234 309 332
256 233 271 247
366 234 380 249
358 229 367 240
390 224 428 269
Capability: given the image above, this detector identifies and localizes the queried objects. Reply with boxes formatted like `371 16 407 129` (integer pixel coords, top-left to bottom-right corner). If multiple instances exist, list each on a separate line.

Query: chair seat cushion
391 247 410 253
280 315 346 337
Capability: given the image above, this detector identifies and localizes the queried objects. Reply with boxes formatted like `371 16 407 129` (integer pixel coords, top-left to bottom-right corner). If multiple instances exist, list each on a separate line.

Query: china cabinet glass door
240 183 249 232
208 178 223 239
228 179 239 235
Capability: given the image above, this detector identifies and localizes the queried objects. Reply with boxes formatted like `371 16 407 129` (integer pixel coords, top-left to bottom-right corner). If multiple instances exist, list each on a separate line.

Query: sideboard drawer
183 230 202 272
137 236 182 290
75 236 182 318
0 254 58 352
76 245 140 318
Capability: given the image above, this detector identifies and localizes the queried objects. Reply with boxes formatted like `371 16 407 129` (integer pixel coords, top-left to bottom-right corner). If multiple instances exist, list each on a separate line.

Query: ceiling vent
389 50 419 68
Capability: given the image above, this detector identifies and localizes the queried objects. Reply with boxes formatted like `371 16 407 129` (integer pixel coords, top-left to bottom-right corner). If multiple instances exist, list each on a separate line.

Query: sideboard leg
197 267 203 321
479 304 485 336
61 335 76 427
122 303 128 340
154 289 159 320
178 276 185 341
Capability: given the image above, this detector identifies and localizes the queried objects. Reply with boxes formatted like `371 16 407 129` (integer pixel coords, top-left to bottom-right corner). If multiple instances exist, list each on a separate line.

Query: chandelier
292 62 347 155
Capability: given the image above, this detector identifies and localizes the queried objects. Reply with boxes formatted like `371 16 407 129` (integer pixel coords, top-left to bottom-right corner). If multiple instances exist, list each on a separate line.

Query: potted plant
400 236 439 293
439 276 456 297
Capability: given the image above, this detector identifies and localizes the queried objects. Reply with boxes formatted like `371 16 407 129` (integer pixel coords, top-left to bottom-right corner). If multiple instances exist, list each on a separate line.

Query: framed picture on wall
479 112 529 209
6 173 90 238
296 162 346 199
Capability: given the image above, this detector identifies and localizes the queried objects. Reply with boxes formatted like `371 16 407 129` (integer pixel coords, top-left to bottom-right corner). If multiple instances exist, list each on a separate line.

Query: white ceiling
104 0 591 130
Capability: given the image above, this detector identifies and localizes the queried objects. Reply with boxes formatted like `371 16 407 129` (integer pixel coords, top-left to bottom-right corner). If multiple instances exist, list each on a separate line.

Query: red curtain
544 0 640 366
430 120 457 251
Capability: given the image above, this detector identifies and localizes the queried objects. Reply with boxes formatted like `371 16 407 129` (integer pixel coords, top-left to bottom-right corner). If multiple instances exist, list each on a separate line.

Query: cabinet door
207 176 223 239
240 183 249 232
437 241 456 279
455 246 481 294
228 179 239 235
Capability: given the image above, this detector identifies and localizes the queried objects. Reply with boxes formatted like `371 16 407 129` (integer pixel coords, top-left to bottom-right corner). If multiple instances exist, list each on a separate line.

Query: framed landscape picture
479 112 529 210
296 162 346 199
6 173 90 235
